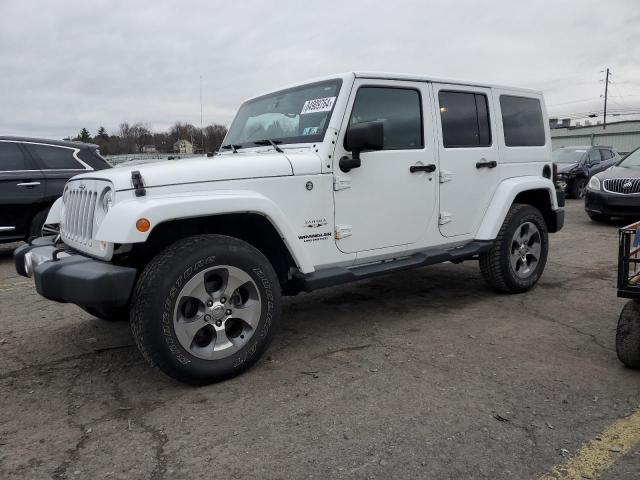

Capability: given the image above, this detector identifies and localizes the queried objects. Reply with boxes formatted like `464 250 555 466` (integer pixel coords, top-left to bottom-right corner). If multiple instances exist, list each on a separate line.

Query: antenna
200 75 204 153
603 68 610 130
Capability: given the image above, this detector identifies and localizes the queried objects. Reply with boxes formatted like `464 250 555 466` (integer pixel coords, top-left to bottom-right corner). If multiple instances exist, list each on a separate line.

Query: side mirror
339 121 384 172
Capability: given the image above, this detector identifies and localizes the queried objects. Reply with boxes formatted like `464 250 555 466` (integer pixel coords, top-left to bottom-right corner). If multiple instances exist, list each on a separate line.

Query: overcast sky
1 0 638 139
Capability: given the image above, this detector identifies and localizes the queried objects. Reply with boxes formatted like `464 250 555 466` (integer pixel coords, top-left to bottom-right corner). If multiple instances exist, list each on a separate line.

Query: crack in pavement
0 344 136 381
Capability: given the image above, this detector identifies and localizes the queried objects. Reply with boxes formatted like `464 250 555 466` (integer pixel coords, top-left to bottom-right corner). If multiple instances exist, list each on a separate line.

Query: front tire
479 204 549 293
616 300 640 369
568 178 587 199
130 235 281 385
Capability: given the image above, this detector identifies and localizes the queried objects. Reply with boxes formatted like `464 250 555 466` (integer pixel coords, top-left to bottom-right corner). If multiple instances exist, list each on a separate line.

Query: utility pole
603 68 610 130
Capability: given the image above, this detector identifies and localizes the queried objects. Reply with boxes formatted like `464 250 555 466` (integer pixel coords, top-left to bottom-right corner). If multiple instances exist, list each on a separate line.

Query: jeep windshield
552 148 587 164
223 79 342 149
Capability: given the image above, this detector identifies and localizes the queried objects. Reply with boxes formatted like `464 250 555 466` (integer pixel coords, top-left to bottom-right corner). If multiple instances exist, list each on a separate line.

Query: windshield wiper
221 144 242 153
253 139 284 153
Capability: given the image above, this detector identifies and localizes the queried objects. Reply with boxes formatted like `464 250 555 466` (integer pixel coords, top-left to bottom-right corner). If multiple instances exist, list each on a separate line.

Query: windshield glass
552 148 587 164
619 148 640 168
224 79 342 148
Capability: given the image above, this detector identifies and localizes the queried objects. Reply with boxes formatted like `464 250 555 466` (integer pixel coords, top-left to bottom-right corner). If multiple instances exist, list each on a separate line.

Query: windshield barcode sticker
301 96 336 115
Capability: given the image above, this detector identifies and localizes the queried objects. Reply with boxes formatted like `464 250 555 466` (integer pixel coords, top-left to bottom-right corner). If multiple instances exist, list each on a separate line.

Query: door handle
17 182 41 188
410 164 436 173
476 159 497 169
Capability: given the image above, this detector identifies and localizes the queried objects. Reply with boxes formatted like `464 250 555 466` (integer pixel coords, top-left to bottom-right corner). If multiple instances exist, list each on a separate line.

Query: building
141 145 157 153
173 139 193 154
550 120 640 155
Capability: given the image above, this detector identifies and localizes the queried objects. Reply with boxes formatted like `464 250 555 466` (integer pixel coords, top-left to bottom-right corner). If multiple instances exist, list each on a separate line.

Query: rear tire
587 212 610 223
28 208 49 239
130 234 281 385
616 300 640 369
479 204 549 293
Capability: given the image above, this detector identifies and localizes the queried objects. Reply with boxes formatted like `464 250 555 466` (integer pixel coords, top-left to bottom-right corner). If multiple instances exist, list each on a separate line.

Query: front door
433 84 500 237
333 79 437 253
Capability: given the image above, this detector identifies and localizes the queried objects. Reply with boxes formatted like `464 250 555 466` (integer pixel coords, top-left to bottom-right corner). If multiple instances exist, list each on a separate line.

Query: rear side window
599 149 613 160
500 95 545 147
349 87 423 150
28 144 83 169
0 142 28 171
438 91 491 148
588 149 602 163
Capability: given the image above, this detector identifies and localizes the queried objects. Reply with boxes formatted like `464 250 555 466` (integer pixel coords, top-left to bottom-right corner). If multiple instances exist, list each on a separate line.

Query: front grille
62 187 98 245
59 178 113 259
603 178 640 195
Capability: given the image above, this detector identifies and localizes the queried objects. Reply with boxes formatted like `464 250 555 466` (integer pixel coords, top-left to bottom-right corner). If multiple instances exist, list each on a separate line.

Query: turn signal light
136 218 151 232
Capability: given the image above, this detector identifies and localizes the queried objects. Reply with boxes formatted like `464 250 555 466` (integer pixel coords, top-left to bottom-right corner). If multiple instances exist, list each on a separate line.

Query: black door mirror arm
339 150 362 173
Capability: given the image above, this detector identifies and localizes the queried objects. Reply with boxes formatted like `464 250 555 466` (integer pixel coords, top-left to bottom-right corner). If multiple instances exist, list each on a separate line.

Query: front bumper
585 189 640 218
14 237 136 308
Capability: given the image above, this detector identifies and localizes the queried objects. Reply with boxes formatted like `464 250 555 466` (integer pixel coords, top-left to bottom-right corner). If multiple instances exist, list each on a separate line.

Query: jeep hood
73 152 297 191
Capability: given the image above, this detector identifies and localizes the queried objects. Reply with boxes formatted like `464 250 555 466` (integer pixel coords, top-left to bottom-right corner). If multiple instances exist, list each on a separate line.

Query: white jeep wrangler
15 72 564 384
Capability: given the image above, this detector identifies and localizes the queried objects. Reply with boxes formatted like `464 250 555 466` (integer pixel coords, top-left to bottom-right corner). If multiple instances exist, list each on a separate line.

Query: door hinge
333 175 351 191
335 225 352 239
439 170 454 183
439 212 452 225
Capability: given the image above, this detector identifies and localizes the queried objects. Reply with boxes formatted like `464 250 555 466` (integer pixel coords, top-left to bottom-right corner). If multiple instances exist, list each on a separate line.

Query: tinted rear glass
28 144 83 169
0 142 28 171
438 91 491 148
500 95 545 147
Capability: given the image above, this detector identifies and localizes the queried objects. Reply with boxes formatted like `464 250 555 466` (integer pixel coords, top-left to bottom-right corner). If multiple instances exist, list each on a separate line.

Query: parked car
553 146 621 199
585 146 640 222
15 72 563 384
0 137 111 242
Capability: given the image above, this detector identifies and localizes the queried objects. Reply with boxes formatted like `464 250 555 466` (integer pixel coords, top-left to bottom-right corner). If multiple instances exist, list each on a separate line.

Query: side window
349 87 423 150
588 149 602 164
0 142 28 171
28 144 83 170
599 149 613 160
499 95 545 147
438 91 491 148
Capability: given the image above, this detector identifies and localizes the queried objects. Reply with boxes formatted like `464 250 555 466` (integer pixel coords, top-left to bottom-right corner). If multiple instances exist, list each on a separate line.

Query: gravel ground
1 200 639 480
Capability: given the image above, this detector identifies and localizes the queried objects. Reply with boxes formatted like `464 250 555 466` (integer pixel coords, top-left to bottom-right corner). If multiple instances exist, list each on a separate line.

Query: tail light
552 163 558 182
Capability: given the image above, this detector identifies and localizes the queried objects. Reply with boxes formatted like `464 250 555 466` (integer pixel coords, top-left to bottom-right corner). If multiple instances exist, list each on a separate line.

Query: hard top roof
0 136 98 149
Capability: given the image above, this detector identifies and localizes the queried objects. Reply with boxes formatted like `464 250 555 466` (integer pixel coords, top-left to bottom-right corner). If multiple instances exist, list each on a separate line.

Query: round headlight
101 188 113 212
588 176 601 191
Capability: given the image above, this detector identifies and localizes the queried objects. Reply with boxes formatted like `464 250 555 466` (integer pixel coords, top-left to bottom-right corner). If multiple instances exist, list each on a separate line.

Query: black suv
0 137 111 243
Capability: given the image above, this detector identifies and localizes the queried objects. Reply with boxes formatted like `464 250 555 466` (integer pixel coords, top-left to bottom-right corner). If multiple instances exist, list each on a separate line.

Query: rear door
0 141 45 236
24 143 92 201
433 84 499 237
597 148 618 170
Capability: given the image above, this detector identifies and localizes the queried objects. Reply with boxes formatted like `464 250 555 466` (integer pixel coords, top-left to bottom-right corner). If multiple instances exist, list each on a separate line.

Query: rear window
599 149 614 160
0 142 28 171
28 144 84 169
500 95 545 147
438 91 491 148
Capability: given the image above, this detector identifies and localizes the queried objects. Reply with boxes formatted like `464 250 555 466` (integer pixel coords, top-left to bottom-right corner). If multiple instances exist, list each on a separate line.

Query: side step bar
293 240 493 292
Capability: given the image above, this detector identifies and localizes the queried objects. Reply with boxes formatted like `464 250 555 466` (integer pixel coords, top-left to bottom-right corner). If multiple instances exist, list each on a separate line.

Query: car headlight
588 176 601 191
101 188 114 212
